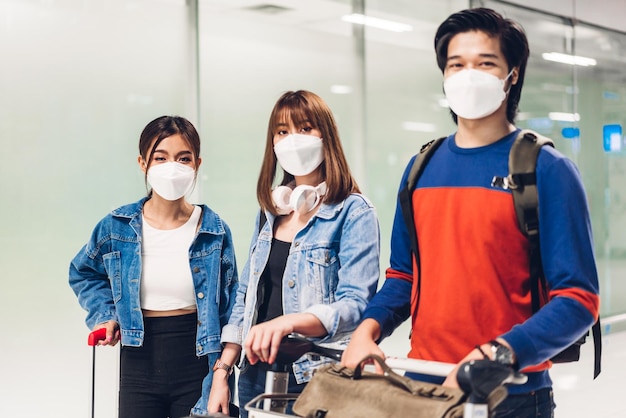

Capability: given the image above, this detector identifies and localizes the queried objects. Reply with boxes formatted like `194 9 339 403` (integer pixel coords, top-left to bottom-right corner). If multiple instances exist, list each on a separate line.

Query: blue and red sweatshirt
363 129 600 394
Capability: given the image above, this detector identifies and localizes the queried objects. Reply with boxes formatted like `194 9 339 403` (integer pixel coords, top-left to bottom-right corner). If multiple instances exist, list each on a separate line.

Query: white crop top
140 206 201 311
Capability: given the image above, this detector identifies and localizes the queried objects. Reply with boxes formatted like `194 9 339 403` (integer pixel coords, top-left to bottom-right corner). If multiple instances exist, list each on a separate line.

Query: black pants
119 313 208 418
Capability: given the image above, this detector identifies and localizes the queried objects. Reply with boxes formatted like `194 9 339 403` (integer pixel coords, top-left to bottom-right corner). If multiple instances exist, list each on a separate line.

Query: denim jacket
69 197 238 415
222 193 380 383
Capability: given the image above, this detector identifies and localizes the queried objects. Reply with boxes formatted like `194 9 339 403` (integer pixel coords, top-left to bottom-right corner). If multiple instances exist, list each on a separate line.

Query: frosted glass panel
0 1 194 416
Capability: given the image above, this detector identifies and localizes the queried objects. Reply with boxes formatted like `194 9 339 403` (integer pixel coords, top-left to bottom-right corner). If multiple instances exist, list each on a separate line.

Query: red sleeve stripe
550 288 600 319
385 267 413 283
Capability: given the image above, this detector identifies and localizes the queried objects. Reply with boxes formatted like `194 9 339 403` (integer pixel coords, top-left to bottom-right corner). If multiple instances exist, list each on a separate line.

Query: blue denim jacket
222 194 380 383
69 197 238 415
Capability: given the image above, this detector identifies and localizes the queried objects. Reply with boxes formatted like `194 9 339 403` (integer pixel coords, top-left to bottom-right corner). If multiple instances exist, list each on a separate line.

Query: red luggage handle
88 328 107 346
88 328 107 418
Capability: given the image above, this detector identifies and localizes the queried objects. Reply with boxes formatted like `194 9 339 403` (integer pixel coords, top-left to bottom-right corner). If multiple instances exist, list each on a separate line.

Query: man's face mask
443 69 513 120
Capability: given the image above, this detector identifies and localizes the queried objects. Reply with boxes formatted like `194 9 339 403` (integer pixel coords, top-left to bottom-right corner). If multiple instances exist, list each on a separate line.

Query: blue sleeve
362 278 412 342
361 156 416 342
68 217 118 330
387 155 418 281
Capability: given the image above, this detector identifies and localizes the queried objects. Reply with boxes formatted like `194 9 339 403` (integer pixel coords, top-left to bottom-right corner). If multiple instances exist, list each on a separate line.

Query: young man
341 8 600 417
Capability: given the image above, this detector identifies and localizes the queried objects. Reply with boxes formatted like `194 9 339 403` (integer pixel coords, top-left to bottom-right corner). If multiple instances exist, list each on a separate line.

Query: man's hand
340 319 386 373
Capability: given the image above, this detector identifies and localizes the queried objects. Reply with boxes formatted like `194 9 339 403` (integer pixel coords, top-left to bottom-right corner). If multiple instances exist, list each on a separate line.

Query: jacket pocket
102 251 122 303
305 248 338 303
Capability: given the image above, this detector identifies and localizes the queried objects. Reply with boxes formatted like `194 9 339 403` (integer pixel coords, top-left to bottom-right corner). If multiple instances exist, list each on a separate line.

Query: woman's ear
138 156 147 173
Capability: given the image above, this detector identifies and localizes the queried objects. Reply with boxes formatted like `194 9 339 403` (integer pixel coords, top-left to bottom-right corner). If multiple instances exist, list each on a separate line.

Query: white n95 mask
147 162 195 201
272 182 327 215
443 69 513 120
274 134 324 176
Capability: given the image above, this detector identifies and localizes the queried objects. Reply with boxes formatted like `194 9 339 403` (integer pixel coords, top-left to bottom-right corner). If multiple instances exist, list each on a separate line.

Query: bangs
271 98 317 133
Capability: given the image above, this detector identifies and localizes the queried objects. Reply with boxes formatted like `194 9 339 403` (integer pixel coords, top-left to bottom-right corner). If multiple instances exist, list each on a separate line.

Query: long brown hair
257 90 360 215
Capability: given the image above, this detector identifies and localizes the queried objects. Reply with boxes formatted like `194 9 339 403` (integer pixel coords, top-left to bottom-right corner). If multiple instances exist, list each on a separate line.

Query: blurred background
1 0 625 416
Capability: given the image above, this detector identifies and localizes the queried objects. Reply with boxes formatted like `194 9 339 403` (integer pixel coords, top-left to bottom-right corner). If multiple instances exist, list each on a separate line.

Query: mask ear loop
503 69 515 95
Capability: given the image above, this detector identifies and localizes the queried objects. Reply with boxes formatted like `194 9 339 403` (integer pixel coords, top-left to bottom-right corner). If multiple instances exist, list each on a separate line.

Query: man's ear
511 67 519 85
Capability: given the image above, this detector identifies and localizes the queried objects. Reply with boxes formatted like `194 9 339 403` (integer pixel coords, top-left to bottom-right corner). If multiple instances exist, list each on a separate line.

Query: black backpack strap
508 129 601 378
591 318 602 378
399 137 446 258
507 129 555 239
398 137 445 326
507 130 554 314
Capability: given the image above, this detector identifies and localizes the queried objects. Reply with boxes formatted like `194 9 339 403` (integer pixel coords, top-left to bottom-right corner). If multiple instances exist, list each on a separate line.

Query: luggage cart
245 334 526 418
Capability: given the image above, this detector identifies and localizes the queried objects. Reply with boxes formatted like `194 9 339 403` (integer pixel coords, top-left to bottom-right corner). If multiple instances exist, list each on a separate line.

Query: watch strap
213 358 233 375
488 340 518 370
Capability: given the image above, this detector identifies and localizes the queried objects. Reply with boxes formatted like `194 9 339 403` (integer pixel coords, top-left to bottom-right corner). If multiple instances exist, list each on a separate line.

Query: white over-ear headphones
272 182 327 215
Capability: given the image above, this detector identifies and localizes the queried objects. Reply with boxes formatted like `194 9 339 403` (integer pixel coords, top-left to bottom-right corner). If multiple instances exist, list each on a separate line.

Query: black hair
434 7 529 123
138 115 201 195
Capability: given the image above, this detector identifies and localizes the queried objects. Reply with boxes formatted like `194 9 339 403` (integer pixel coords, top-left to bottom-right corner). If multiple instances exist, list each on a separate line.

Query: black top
256 238 290 323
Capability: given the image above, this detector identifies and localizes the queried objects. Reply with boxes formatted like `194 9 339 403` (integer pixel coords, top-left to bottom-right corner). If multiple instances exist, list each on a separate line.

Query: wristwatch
213 358 234 375
488 340 518 369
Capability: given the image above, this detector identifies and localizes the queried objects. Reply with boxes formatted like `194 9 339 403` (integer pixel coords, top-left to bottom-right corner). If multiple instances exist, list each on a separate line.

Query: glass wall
0 1 195 416
476 0 626 329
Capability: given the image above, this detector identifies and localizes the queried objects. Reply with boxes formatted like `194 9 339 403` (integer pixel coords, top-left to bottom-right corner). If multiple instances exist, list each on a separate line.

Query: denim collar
111 197 226 235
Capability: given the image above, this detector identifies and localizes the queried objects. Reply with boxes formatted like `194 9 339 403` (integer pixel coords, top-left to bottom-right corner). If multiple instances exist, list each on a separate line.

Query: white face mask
443 69 513 120
274 134 324 176
147 162 195 201
272 182 328 215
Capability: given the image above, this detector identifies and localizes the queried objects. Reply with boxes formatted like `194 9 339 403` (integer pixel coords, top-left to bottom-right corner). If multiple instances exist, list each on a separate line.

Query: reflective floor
550 330 625 417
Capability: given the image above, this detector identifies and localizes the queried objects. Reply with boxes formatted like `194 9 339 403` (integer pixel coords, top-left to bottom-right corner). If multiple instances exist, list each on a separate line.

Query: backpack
398 129 601 379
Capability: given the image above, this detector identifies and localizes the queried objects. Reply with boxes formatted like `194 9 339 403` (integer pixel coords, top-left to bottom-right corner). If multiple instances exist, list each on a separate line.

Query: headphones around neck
272 182 327 215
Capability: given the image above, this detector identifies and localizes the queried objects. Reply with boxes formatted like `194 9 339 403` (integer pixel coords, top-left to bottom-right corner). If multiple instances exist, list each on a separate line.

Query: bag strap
506 129 601 379
399 137 446 323
353 354 409 390
353 354 459 400
505 130 554 316
400 137 446 255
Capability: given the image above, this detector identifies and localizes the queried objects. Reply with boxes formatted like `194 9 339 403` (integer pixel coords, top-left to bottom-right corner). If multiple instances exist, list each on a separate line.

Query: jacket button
197 292 205 299
197 344 202 351
288 280 295 288
197 320 202 326
294 242 300 247
193 267 200 273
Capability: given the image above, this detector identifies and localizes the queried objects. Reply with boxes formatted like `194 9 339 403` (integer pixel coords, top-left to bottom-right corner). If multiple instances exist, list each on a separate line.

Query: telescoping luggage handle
88 328 107 418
